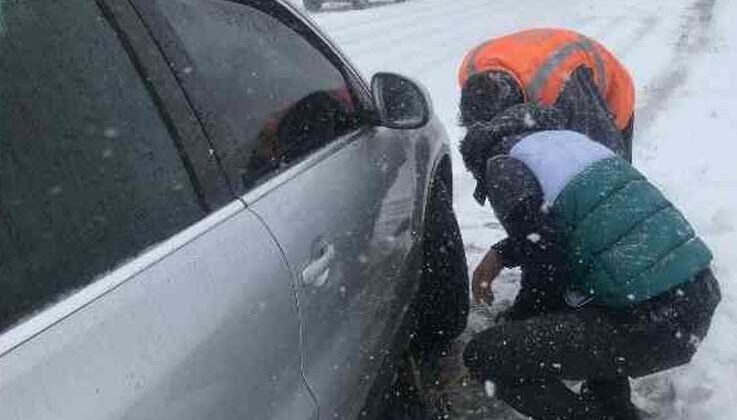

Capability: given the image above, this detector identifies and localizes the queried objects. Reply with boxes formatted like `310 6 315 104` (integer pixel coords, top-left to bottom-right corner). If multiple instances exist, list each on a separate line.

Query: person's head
459 103 567 205
459 70 525 126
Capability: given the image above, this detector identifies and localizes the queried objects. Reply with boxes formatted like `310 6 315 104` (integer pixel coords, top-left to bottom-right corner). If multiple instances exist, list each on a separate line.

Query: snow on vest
510 131 712 307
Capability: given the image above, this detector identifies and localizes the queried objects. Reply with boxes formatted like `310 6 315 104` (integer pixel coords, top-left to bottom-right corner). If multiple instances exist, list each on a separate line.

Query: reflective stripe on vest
525 36 606 102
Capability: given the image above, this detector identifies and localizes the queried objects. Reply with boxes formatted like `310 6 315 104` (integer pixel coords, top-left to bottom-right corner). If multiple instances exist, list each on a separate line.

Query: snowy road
300 0 737 418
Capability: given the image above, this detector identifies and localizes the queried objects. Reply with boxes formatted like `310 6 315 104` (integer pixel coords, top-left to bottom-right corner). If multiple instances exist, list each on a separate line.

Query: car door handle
301 242 336 288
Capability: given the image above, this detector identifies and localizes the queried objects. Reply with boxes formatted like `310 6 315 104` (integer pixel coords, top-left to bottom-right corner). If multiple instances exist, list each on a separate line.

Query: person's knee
463 328 506 379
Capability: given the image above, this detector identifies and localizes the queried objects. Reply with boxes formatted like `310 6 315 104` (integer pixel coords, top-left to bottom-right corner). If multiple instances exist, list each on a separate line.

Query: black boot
581 378 641 420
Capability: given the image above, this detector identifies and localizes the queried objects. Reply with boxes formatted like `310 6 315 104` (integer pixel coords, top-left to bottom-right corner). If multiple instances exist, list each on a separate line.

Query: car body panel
247 125 419 419
0 203 315 420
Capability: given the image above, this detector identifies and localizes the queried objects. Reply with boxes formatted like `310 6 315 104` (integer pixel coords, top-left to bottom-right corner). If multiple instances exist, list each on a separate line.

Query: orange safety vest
458 28 634 130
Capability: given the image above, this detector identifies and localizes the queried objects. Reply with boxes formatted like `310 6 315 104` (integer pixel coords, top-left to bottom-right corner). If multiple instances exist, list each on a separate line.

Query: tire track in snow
333 0 516 57
635 0 718 132
321 0 523 61
616 15 662 58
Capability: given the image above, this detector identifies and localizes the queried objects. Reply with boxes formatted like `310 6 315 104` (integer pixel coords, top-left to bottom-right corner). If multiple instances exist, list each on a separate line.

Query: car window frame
276 0 376 114
99 0 234 211
128 0 380 197
0 0 242 346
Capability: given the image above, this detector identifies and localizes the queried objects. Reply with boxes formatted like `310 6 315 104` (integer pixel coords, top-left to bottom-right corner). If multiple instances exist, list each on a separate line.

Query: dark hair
459 103 567 187
460 71 524 126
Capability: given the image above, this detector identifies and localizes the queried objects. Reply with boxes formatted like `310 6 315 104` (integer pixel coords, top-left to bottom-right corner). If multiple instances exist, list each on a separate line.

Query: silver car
0 0 468 419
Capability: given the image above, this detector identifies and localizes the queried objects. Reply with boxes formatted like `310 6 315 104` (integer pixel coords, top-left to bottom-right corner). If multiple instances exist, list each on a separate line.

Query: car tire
303 0 322 12
412 178 469 353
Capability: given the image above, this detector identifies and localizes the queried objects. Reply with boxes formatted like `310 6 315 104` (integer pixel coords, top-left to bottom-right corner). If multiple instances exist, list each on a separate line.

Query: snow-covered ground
295 0 737 418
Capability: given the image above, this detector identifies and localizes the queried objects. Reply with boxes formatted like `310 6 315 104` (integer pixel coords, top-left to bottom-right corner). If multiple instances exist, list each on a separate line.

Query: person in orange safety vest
458 28 635 161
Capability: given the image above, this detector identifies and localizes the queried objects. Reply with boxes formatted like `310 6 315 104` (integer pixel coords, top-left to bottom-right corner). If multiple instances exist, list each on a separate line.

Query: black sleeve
555 66 626 159
491 237 526 268
485 155 545 239
485 156 567 270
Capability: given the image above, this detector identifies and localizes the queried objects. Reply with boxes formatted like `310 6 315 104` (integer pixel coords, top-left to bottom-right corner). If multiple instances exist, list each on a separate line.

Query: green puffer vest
551 157 712 306
509 131 712 307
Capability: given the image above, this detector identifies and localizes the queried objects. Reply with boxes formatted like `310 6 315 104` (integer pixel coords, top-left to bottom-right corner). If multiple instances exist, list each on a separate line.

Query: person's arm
472 155 547 303
555 66 626 159
491 236 526 268
471 237 524 305
485 155 546 241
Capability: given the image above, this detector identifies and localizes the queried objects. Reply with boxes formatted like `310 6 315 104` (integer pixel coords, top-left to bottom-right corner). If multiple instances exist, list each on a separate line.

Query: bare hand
472 249 504 305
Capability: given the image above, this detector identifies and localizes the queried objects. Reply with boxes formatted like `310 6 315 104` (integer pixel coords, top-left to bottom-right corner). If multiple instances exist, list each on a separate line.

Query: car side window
154 0 365 192
0 0 205 331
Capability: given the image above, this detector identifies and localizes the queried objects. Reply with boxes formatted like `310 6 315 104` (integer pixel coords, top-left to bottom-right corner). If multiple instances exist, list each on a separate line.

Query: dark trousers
464 269 720 420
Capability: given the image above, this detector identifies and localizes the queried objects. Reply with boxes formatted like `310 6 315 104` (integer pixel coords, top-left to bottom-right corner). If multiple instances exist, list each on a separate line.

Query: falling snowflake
527 232 541 243
103 127 119 139
689 334 702 348
484 380 496 397
523 111 536 128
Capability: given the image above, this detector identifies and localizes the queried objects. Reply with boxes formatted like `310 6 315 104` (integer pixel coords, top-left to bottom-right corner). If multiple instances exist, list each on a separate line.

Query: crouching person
460 108 720 420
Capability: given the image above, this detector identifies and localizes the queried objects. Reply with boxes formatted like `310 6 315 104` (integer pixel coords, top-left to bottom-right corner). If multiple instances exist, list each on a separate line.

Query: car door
139 0 424 417
0 1 313 419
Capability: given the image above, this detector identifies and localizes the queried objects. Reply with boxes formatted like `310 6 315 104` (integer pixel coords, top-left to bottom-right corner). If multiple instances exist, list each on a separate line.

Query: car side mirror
371 72 432 130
